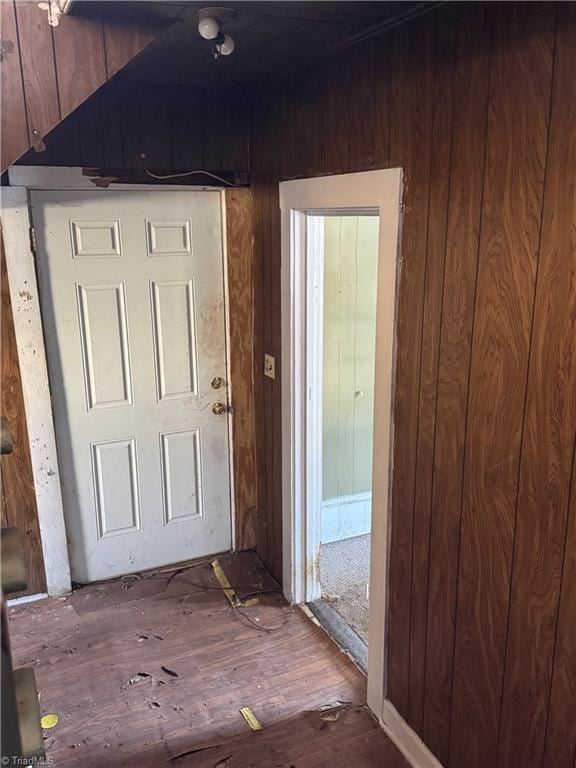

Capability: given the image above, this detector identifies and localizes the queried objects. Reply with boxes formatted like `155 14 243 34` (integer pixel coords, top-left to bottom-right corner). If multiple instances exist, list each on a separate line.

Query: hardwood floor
8 552 406 767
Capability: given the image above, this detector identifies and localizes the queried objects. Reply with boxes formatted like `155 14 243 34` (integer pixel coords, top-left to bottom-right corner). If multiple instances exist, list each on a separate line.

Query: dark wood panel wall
1 232 46 596
0 0 166 171
17 76 250 175
248 4 576 767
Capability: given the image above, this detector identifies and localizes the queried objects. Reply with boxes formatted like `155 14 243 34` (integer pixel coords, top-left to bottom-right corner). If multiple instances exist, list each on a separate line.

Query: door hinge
29 226 37 255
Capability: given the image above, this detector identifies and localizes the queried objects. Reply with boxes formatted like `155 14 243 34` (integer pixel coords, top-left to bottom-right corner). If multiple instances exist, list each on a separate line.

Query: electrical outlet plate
264 354 275 380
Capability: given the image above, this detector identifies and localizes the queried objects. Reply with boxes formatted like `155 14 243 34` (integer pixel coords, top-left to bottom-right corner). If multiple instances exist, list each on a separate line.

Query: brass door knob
212 402 227 415
211 376 225 389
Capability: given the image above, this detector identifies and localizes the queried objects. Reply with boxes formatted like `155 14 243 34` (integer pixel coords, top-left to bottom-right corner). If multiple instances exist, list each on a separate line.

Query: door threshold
308 599 368 673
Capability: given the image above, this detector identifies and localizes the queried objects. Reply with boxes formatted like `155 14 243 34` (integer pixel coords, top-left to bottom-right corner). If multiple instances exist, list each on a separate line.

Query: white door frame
1 166 236 596
279 169 403 718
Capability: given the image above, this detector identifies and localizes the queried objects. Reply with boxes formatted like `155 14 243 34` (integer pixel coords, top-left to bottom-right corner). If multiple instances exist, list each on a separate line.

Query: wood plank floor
8 552 407 767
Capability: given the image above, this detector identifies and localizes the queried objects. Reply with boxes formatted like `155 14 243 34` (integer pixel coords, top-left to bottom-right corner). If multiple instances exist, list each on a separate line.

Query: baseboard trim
7 593 48 607
379 699 444 768
321 491 372 543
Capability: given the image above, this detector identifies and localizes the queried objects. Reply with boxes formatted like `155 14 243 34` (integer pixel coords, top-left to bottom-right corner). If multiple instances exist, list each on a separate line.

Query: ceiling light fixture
197 7 237 59
198 15 220 40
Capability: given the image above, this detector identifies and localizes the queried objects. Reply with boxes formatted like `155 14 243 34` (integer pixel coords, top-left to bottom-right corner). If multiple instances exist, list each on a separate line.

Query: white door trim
2 166 235 595
1 186 71 597
279 169 403 720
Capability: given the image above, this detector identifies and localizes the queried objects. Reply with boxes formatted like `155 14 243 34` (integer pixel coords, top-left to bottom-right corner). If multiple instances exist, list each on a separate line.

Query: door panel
31 190 232 582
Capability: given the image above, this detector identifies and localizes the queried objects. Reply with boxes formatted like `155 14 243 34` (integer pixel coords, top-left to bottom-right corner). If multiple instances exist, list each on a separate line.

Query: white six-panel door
31 190 231 582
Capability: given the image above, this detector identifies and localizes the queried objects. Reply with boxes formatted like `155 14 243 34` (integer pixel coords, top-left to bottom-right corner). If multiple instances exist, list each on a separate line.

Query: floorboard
8 552 406 767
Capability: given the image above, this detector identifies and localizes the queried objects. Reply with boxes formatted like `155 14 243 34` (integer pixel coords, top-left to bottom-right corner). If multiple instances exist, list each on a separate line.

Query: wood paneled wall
17 76 250 175
248 4 576 766
0 0 166 171
1 232 46 596
225 189 258 551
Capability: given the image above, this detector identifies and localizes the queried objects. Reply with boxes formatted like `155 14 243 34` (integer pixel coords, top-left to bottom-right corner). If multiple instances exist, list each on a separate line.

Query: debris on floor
170 705 408 767
8 551 385 768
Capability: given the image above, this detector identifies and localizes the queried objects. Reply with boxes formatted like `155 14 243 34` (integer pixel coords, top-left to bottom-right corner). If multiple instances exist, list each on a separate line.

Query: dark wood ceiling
76 1 435 86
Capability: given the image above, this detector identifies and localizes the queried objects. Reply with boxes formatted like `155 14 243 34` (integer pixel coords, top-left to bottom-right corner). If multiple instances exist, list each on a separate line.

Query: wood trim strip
1 232 47 596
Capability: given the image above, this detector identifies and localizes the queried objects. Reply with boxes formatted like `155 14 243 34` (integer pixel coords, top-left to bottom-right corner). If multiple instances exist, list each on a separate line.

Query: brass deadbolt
212 402 227 415
211 376 225 389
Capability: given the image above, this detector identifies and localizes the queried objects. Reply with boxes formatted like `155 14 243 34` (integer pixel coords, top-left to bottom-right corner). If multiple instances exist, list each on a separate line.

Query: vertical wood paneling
372 30 392 169
52 14 107 118
278 77 298 180
499 6 576 765
99 83 125 168
245 4 573 767
222 91 250 173
202 92 224 171
14 2 60 145
120 80 171 169
9 4 563 760
76 96 106 167
103 19 155 79
225 189 258 551
422 5 492 761
449 5 555 766
250 94 276 576
170 87 204 169
18 76 251 175
0 1 28 168
349 39 375 172
44 112 82 167
319 50 351 176
1 235 46 596
288 71 310 180
302 66 325 178
541 16 576 767
265 93 284 582
2 4 164 170
407 4 457 735
386 13 435 717
544 445 576 768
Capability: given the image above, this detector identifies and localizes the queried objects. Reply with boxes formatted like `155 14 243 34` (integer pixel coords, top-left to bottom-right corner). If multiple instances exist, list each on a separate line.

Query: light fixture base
198 7 237 24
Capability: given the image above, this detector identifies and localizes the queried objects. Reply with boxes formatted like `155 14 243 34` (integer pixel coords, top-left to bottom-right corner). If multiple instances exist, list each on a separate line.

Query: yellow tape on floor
211 559 259 608
240 706 263 731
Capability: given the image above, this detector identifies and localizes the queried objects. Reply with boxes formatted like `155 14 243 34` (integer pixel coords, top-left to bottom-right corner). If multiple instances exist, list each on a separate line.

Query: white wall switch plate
264 354 275 379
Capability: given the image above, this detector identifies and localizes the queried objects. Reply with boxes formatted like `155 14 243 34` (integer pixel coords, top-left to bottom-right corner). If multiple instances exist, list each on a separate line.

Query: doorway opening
311 213 379 652
280 169 402 716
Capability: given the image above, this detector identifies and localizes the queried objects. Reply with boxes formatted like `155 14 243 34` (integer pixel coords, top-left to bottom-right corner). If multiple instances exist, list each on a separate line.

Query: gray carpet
319 534 370 644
